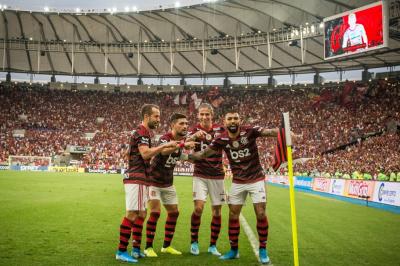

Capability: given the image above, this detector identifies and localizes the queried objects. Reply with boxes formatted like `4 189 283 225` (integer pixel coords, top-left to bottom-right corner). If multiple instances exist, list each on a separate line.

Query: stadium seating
0 79 399 179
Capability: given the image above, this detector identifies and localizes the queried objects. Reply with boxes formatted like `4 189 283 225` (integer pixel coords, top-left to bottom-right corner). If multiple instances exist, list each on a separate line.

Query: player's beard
227 125 238 133
148 120 159 129
177 129 187 137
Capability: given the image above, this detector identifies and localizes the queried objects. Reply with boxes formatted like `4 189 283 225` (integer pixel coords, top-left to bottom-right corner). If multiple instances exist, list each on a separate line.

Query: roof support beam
59 15 99 75
0 12 10 70
89 15 138 74
31 14 55 74
46 14 73 71
15 11 33 72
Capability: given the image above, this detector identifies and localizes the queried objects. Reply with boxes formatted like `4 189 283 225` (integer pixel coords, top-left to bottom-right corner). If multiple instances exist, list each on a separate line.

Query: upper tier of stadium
1 0 400 77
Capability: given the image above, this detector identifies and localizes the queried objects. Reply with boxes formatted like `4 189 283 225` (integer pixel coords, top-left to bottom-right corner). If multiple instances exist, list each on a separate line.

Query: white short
148 185 178 205
227 180 267 205
193 176 226 206
125 184 148 211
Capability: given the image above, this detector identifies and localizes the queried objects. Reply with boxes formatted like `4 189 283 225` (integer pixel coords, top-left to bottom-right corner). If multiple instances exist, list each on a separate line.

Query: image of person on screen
342 13 368 51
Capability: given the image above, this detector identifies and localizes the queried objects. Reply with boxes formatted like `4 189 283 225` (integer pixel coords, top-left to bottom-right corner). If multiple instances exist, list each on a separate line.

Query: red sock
210 215 221 246
228 218 240 250
190 212 201 243
257 216 269 249
145 212 160 249
163 211 179 248
131 216 144 249
118 217 133 252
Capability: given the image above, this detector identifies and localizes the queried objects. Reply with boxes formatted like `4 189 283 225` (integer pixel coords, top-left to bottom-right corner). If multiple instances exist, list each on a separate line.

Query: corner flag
272 115 287 171
282 112 300 266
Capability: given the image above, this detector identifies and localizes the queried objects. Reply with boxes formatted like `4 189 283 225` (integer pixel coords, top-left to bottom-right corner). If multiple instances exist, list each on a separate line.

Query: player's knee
126 211 137 221
256 211 266 220
194 206 203 215
229 210 240 220
212 207 222 217
138 210 147 219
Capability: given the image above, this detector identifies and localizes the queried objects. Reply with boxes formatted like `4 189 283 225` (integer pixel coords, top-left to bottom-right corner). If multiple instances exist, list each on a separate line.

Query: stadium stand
0 79 399 179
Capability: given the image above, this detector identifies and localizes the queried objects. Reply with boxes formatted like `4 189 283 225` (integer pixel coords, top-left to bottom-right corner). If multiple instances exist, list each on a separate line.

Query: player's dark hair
169 113 187 124
141 104 159 120
223 108 239 117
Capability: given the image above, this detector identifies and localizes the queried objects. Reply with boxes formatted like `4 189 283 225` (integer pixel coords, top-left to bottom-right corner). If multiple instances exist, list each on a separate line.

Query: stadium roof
1 0 399 78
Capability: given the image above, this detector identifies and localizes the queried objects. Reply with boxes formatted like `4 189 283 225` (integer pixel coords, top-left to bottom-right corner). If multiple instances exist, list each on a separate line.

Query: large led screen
324 1 388 60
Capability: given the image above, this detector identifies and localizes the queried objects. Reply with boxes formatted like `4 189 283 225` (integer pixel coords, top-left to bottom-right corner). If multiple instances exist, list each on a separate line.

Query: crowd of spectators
0 78 399 179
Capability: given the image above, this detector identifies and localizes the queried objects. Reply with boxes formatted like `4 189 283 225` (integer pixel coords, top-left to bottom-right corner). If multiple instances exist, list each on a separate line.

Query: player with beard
116 104 178 263
181 110 297 264
144 113 196 257
186 103 225 256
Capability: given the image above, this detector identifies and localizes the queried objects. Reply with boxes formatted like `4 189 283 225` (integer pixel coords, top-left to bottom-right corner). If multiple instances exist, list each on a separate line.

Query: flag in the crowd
190 92 203 109
180 93 187 105
272 116 287 171
173 94 180 105
194 98 202 109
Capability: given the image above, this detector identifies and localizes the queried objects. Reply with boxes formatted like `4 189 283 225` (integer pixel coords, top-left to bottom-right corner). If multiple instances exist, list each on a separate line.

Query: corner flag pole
283 112 299 266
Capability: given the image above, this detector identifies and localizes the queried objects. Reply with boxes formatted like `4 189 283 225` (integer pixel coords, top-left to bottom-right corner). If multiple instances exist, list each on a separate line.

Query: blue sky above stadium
0 0 396 84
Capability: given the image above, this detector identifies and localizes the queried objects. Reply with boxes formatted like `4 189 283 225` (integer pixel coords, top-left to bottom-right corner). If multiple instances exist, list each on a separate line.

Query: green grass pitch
0 171 399 265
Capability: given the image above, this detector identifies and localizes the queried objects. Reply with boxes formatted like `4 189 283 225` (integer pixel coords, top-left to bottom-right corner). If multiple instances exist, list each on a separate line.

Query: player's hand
163 141 179 149
183 141 197 150
191 130 206 140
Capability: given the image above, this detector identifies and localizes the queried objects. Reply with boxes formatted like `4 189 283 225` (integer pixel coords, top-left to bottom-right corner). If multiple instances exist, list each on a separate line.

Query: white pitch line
239 213 259 259
239 213 274 265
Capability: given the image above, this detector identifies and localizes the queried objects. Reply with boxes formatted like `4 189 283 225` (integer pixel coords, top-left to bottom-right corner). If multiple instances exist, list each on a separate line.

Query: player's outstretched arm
180 147 216 161
260 128 279 137
160 140 197 155
139 141 178 160
260 128 301 141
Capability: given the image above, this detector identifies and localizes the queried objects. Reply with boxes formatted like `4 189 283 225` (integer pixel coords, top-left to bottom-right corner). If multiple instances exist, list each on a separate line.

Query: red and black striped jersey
189 123 225 180
123 124 152 185
209 125 265 184
148 132 181 188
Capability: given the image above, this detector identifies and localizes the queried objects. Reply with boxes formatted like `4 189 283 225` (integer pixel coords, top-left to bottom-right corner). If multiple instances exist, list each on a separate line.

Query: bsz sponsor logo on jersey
165 154 179 167
229 148 250 160
200 141 208 151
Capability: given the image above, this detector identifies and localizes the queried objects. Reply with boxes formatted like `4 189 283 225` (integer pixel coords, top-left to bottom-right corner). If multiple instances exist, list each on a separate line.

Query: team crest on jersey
206 134 212 141
232 141 240 148
240 137 248 145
